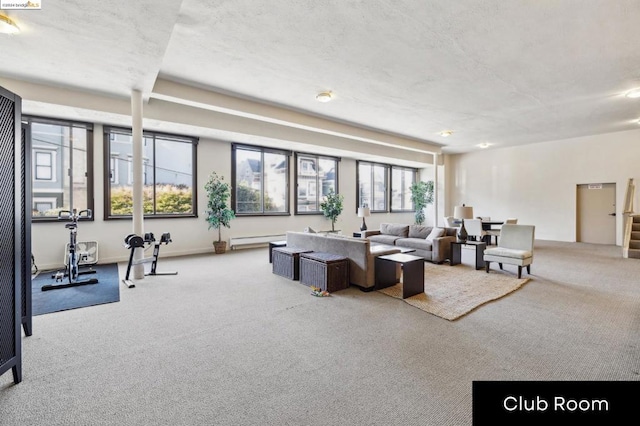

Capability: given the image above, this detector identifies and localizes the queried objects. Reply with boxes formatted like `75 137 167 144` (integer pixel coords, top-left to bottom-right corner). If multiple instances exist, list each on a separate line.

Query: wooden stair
629 216 640 259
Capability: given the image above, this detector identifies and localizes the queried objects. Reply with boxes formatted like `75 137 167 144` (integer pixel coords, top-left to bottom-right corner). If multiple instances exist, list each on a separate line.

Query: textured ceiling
1 0 640 154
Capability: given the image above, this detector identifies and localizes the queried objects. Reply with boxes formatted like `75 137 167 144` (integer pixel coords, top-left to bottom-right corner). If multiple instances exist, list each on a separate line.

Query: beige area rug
378 263 531 321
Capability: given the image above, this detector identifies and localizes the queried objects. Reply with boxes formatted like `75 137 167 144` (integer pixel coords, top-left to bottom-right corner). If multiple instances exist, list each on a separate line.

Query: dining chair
486 218 518 245
464 219 488 244
444 216 457 228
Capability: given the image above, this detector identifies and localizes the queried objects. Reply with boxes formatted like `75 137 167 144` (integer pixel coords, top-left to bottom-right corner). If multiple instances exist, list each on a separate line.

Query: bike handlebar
58 209 92 221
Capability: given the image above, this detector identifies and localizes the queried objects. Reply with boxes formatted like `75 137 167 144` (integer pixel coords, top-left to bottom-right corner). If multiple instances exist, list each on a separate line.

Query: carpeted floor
2 241 639 425
31 263 120 315
378 262 530 320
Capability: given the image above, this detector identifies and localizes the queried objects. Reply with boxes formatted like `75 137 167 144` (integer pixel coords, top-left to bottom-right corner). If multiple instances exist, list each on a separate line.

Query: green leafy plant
410 180 434 225
204 172 236 243
320 189 344 232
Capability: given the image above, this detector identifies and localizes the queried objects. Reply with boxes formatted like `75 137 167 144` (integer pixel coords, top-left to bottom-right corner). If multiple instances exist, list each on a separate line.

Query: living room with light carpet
1 239 637 425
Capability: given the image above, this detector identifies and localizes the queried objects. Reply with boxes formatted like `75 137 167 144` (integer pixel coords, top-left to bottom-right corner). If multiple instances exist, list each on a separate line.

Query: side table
375 253 424 299
450 241 486 270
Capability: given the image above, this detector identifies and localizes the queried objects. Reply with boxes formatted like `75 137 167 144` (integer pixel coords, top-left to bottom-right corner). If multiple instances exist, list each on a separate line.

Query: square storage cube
272 247 312 280
299 252 349 292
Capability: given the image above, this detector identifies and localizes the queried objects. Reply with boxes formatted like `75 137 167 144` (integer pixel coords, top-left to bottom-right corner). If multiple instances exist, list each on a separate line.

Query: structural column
131 90 144 279
433 152 439 227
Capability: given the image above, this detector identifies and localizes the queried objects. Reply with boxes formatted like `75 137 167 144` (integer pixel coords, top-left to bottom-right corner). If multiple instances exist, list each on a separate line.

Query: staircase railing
622 178 635 258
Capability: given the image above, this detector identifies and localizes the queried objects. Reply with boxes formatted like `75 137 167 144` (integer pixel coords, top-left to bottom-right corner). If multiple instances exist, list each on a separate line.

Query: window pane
109 133 154 215
373 165 387 211
71 127 89 213
391 168 414 210
319 158 336 197
235 149 262 213
358 163 372 208
154 137 193 214
264 152 287 212
30 119 93 220
297 156 317 212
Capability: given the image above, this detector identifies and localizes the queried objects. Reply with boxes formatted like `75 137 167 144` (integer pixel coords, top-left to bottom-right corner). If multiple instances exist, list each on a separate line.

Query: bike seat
65 223 77 229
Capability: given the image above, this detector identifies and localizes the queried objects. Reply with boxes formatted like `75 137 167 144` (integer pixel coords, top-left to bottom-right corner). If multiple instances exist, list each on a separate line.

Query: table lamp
453 204 473 242
357 206 370 231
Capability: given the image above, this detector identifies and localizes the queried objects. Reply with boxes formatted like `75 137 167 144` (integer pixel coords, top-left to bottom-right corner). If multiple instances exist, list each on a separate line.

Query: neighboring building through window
232 144 289 215
24 116 94 220
391 166 417 212
104 127 197 218
357 161 388 212
295 153 339 214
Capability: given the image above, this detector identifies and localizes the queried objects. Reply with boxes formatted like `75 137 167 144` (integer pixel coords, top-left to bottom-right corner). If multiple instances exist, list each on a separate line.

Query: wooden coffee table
375 253 424 298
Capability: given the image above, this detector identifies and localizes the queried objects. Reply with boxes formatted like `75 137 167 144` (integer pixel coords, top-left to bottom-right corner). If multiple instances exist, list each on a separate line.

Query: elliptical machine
42 209 99 291
122 232 177 288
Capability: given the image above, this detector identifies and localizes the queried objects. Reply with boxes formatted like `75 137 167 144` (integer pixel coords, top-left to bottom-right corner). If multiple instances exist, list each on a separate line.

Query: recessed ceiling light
316 91 333 102
477 142 492 149
624 88 640 99
439 130 453 137
0 14 20 35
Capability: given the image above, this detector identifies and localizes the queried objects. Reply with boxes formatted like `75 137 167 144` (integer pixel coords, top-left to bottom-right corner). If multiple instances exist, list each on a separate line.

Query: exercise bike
122 232 177 288
42 209 99 291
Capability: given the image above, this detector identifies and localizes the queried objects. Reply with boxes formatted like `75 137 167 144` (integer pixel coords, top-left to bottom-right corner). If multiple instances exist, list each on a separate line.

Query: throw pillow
425 227 445 241
304 227 316 233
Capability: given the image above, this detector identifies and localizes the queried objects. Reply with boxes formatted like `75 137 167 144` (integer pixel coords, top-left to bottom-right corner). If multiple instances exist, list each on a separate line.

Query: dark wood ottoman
272 247 312 280
299 252 350 292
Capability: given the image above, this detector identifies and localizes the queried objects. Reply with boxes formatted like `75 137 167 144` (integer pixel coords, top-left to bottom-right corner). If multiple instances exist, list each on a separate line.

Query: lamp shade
357 207 370 218
453 205 474 219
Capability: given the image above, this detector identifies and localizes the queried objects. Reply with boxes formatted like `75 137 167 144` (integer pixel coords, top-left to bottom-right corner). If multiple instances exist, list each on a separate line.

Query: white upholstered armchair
483 224 535 278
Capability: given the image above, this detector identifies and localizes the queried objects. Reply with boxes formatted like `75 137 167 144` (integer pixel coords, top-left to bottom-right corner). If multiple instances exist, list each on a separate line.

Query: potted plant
410 180 434 225
320 189 344 232
204 172 236 254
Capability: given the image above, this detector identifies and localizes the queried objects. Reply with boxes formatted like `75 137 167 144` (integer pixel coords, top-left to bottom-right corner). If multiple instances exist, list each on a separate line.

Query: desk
450 241 486 270
375 253 424 298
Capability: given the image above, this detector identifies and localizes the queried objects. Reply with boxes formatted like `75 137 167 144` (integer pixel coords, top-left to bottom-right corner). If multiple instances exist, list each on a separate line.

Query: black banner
473 381 639 424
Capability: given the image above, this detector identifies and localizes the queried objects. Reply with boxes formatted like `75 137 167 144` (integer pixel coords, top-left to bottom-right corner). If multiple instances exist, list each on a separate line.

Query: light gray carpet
1 240 639 426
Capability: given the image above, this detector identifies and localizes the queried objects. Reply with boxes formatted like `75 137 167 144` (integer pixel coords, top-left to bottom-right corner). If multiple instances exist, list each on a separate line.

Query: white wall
32 131 420 269
446 128 640 244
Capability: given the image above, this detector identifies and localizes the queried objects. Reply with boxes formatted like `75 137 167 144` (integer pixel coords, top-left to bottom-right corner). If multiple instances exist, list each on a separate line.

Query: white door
576 183 616 244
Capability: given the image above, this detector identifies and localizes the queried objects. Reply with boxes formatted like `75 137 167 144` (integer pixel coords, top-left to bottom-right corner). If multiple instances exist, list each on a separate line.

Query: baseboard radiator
229 234 286 250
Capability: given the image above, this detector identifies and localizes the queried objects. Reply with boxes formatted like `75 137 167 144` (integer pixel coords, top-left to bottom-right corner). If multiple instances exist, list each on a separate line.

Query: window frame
356 161 389 213
24 115 95 222
103 126 198 219
390 166 418 212
231 143 291 216
294 152 340 215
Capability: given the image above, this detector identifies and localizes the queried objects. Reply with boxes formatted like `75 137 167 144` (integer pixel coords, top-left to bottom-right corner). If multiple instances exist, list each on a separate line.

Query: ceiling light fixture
439 130 453 137
316 91 333 103
624 88 640 99
0 14 20 35
477 142 492 149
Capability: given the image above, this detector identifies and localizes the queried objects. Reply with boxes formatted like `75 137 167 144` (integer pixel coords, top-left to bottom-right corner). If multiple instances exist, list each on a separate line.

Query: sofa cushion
408 225 431 239
380 223 409 237
426 227 445 241
368 234 401 245
395 237 433 251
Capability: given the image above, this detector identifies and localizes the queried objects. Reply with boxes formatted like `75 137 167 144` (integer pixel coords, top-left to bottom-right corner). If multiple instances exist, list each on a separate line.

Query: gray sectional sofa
286 231 399 290
362 223 457 263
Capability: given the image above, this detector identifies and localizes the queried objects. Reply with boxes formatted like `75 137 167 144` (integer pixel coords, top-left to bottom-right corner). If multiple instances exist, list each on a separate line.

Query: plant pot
213 241 227 254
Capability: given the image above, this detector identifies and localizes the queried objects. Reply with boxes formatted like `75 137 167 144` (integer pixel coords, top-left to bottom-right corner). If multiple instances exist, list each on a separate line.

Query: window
391 166 417 211
104 127 197 218
25 116 94 220
232 144 289 215
34 150 55 180
357 161 388 212
295 153 339 214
